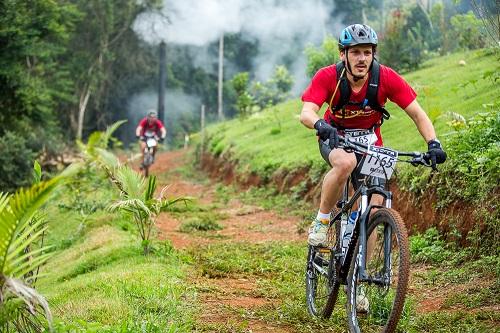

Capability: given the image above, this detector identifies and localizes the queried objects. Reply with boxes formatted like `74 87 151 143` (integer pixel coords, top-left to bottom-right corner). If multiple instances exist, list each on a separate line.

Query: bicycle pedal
313 255 329 266
318 247 331 253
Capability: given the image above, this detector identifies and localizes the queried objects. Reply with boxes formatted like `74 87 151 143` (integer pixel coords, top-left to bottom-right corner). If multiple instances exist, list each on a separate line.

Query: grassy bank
37 173 196 332
202 48 499 248
204 48 498 175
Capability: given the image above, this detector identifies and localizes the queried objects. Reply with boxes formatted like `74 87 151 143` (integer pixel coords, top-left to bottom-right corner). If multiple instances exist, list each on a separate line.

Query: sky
129 0 341 142
133 0 339 92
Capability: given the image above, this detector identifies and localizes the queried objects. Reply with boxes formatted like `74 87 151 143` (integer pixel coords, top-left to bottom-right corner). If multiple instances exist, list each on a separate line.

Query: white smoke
125 89 202 144
133 0 339 93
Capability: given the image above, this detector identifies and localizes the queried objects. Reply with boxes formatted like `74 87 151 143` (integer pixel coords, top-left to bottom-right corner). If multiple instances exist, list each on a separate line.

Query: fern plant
0 177 62 332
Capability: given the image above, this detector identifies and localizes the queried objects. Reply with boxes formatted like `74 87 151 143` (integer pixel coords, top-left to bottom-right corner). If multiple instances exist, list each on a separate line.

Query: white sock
316 211 330 222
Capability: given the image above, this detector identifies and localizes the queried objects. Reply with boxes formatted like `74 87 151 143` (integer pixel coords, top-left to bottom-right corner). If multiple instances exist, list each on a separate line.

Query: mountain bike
305 136 435 333
142 133 159 177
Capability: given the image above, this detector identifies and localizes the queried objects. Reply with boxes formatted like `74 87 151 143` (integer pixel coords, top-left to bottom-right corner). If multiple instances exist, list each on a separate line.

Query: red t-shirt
301 63 416 146
138 117 164 136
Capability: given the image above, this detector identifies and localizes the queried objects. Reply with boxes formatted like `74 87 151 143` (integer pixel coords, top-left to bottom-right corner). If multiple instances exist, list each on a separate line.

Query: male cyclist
135 110 166 169
299 24 446 310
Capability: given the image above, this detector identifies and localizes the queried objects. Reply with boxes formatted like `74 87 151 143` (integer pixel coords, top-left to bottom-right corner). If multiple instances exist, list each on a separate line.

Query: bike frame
331 174 393 285
330 143 426 286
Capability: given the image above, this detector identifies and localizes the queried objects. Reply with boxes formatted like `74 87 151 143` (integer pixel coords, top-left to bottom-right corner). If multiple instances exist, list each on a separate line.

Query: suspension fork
357 188 369 281
357 186 394 284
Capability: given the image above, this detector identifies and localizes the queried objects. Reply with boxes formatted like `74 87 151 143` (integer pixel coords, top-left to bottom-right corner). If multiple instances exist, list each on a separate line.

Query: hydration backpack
330 60 391 127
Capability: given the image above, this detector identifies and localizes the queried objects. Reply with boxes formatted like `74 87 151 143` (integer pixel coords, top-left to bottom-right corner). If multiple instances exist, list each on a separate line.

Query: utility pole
217 33 224 120
158 41 166 123
200 104 206 168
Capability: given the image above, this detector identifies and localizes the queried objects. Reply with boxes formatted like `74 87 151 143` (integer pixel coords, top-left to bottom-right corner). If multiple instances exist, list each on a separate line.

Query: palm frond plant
77 119 126 170
107 167 188 255
78 120 188 254
0 177 63 332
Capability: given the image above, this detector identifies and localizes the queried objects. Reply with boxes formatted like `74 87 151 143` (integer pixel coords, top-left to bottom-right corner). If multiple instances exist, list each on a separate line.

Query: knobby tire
305 220 341 318
346 208 410 333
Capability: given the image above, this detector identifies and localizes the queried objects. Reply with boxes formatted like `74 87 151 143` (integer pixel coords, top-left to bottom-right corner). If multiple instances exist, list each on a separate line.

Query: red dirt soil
144 149 493 331
146 149 302 332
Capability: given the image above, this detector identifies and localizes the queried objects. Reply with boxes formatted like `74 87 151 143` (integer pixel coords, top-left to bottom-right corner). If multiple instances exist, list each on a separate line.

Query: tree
305 36 339 77
231 72 254 118
107 170 185 255
379 6 429 72
470 0 500 45
252 66 294 109
78 121 187 254
0 0 78 137
450 11 487 50
64 0 161 139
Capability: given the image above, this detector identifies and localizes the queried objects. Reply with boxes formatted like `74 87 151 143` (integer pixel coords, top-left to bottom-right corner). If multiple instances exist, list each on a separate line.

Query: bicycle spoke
346 208 409 333
305 221 341 318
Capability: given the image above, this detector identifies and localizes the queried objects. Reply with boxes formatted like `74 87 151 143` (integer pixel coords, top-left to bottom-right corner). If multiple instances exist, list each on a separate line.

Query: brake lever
430 154 438 172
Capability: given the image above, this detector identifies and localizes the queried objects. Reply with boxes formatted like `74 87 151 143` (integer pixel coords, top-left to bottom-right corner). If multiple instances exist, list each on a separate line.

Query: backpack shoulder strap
365 60 390 120
332 61 350 112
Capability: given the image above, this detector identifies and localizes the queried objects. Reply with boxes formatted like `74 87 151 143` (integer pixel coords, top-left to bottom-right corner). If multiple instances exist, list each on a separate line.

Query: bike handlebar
335 136 436 170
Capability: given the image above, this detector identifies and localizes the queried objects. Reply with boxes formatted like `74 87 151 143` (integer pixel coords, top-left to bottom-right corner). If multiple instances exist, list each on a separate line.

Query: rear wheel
346 208 409 333
305 220 341 318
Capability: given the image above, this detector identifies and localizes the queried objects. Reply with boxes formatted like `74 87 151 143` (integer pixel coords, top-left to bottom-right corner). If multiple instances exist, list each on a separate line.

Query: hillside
204 48 498 176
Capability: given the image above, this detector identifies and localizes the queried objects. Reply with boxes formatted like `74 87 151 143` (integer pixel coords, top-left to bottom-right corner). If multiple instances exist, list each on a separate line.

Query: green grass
188 239 499 333
37 174 196 332
179 216 224 232
203 49 499 177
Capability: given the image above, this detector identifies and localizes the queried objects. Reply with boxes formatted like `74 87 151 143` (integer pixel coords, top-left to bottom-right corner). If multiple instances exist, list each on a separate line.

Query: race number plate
146 138 157 148
360 145 398 179
344 129 377 145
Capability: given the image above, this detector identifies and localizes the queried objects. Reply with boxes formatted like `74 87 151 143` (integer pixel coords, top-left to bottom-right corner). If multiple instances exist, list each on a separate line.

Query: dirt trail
141 149 497 332
147 149 302 332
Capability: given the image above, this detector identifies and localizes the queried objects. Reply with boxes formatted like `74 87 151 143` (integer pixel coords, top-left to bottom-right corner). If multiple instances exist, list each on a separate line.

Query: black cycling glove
314 119 339 149
427 139 447 166
159 137 165 143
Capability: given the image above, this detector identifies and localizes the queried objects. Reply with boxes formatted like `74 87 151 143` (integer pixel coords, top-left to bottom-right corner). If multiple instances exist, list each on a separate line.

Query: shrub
304 35 339 77
0 131 37 192
410 228 452 264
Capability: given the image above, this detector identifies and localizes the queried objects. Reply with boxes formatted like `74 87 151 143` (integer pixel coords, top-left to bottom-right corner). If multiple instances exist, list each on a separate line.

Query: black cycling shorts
319 139 386 191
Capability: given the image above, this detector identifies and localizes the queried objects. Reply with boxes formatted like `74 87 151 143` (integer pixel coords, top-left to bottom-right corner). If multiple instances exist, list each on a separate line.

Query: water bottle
340 213 348 243
342 211 359 249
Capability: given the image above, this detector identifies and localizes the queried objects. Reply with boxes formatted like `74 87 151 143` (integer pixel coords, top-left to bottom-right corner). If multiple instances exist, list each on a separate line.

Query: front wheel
346 208 410 333
143 151 154 177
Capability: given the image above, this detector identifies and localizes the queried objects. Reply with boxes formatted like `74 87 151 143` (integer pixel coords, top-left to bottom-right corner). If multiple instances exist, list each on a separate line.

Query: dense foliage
0 0 160 191
398 105 499 250
230 66 294 118
379 4 488 72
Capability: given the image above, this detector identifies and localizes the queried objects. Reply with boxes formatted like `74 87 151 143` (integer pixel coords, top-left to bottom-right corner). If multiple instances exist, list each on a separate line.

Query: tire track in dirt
146 149 302 333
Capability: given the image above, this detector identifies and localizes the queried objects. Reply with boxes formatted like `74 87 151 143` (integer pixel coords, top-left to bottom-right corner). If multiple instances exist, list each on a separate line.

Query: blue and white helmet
338 24 378 50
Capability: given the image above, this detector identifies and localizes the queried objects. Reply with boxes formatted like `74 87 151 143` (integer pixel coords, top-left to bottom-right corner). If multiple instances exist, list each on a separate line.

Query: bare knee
329 151 356 175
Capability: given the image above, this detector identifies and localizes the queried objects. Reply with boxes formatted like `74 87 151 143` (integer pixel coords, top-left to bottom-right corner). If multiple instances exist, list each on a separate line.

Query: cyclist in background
135 110 166 169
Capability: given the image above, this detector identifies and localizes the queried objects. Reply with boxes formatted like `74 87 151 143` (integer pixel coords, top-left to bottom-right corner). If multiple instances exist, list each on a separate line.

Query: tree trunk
77 85 91 140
